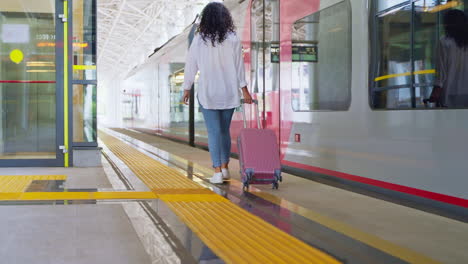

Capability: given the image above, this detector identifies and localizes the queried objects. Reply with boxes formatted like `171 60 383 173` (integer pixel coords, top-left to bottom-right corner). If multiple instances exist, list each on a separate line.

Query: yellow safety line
73 65 97 70
99 131 340 264
169 201 338 264
252 192 441 264
0 175 67 193
0 192 157 201
63 0 69 167
374 69 436 82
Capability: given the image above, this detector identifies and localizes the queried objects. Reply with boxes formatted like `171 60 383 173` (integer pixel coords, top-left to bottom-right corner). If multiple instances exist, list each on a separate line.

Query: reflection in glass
291 1 351 111
167 64 189 138
372 3 413 109
378 0 409 12
371 0 468 109
413 0 439 107
0 1 56 159
375 5 412 88
73 0 97 80
433 7 468 108
73 84 96 142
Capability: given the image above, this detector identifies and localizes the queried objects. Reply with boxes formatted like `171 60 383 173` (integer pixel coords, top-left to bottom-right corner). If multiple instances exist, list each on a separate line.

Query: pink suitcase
237 100 282 190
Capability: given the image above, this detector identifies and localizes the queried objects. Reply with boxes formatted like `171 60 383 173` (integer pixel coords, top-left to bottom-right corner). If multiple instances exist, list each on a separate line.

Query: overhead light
27 61 55 67
36 42 89 48
27 69 56 73
37 42 55 47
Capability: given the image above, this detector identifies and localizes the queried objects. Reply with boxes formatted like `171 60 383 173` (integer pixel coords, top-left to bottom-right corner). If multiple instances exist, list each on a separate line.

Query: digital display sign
270 44 318 63
292 45 317 62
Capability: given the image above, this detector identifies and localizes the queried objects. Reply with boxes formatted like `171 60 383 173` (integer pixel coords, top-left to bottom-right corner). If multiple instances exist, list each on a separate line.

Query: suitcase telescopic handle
240 99 262 129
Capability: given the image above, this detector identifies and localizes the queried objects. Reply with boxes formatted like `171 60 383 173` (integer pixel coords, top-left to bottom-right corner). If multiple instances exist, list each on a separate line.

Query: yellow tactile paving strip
168 201 337 264
100 133 204 191
0 175 66 192
100 131 340 264
0 191 157 201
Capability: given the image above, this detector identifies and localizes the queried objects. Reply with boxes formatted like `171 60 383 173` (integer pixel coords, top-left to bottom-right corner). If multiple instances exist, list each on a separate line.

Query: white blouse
181 32 248 110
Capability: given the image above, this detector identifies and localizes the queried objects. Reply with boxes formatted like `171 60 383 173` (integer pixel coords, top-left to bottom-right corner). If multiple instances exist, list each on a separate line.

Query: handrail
374 69 435 82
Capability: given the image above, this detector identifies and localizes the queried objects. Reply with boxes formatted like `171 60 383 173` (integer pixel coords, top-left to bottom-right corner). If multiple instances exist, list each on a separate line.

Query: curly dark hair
198 2 236 46
444 9 468 49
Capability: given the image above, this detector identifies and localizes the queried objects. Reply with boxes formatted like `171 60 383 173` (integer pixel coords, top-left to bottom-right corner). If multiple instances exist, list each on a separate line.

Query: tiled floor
0 166 158 264
0 204 151 264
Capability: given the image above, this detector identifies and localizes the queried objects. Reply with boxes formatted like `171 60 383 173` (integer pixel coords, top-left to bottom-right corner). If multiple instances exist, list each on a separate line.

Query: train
120 0 468 210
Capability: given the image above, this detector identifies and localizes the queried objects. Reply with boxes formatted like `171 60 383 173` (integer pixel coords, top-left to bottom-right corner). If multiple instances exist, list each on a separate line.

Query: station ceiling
97 0 210 81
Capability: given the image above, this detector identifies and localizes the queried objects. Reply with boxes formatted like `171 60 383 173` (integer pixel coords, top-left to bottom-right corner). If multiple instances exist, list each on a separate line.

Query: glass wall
370 0 468 109
72 0 96 80
73 84 96 142
72 0 97 143
159 45 191 140
291 1 351 111
0 1 57 159
169 65 189 126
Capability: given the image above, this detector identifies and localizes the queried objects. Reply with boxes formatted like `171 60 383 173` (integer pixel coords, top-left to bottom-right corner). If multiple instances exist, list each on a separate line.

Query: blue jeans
200 105 235 168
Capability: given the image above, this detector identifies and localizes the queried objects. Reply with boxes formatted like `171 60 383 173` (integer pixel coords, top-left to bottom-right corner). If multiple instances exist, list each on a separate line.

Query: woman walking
182 2 252 184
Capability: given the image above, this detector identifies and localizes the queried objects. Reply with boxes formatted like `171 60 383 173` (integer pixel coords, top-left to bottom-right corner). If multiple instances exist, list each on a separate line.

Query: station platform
0 127 466 264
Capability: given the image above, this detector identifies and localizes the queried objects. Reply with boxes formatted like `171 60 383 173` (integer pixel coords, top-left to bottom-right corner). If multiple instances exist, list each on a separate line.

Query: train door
277 0 321 160
0 0 66 166
278 0 351 167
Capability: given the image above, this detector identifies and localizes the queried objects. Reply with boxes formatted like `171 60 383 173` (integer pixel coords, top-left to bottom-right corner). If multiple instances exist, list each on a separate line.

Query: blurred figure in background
428 9 468 108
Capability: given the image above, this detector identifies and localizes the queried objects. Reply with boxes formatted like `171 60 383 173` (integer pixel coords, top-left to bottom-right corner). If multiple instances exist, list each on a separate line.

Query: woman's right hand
182 90 190 105
242 87 253 104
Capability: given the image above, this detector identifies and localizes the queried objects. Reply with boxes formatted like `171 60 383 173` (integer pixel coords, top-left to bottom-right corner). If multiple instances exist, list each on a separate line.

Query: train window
370 1 468 109
291 1 351 112
169 66 188 123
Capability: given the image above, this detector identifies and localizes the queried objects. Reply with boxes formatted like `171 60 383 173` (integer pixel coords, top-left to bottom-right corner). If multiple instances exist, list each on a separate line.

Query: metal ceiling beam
97 0 210 87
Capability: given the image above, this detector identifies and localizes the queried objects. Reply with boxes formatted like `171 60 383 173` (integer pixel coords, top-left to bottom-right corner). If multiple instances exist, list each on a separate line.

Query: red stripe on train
282 160 468 208
0 80 56 83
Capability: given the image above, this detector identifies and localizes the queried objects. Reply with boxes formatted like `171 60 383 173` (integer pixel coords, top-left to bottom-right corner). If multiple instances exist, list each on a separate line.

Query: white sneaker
221 168 230 180
210 172 224 184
